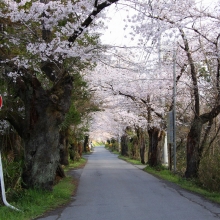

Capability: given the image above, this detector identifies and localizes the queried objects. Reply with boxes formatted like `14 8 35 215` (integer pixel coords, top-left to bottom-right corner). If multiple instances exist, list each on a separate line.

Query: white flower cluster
0 120 10 135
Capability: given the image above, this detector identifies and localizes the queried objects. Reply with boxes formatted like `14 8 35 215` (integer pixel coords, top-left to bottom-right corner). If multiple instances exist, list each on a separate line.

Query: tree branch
68 0 119 44
200 104 220 124
94 0 98 7
199 119 213 155
179 28 200 117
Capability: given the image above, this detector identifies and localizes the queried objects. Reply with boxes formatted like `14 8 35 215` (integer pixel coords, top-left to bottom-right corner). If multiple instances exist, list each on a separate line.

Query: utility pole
118 125 121 153
173 42 177 172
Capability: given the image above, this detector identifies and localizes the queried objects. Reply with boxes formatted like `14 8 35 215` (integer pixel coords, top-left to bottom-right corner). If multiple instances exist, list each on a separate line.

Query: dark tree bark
121 135 129 156
185 118 203 178
148 127 162 167
83 135 89 152
69 143 75 161
132 136 139 160
59 130 69 166
17 73 73 190
136 128 146 164
185 108 220 178
179 28 220 178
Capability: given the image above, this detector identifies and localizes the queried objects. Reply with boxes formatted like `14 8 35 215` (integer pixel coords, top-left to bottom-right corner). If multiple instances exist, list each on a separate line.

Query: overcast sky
100 0 217 46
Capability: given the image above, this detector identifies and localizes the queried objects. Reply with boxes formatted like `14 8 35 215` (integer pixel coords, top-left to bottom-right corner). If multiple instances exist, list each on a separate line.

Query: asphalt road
37 146 220 220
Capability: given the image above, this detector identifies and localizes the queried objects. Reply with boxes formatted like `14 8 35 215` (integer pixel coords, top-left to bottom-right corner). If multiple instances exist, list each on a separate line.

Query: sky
100 2 137 47
100 0 218 46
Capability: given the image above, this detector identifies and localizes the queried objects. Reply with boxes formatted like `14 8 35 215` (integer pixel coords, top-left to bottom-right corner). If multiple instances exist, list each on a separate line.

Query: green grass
118 155 143 165
93 141 104 146
64 158 87 171
105 146 120 155
145 165 220 204
110 149 120 155
0 158 87 220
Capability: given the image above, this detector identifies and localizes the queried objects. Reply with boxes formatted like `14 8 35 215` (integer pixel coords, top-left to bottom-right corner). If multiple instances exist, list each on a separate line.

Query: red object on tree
0 96 2 109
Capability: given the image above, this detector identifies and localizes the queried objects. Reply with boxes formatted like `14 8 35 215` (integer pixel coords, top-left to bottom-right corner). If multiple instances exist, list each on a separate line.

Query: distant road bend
37 146 220 220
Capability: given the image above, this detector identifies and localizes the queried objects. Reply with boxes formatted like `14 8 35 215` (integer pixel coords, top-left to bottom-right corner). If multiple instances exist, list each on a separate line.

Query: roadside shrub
198 153 220 192
2 158 23 201
105 143 111 149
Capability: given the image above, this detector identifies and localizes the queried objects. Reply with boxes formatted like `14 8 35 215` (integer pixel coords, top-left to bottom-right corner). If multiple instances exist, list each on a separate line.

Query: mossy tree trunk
23 75 72 190
5 72 73 190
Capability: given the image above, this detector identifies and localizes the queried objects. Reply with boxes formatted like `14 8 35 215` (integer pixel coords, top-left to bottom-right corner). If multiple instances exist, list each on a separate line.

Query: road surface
37 146 220 220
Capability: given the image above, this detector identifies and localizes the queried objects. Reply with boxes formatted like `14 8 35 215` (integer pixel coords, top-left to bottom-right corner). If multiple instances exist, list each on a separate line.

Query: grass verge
0 158 87 220
105 146 120 155
118 155 143 165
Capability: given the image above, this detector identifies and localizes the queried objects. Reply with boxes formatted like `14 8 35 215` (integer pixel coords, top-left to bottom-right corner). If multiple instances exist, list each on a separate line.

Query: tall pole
118 124 121 153
117 95 121 153
173 41 177 172
158 29 168 166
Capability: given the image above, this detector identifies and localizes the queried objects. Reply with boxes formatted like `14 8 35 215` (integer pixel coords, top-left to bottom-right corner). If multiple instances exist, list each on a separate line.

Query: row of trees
1 0 220 192
88 0 220 188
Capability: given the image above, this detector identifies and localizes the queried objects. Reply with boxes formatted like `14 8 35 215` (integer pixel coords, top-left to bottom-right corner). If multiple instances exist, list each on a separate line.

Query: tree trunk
139 133 145 164
121 135 128 156
148 127 162 167
84 135 89 152
59 130 69 166
78 142 83 158
185 107 220 178
22 112 61 190
19 73 73 190
136 128 146 164
185 118 203 178
69 143 75 161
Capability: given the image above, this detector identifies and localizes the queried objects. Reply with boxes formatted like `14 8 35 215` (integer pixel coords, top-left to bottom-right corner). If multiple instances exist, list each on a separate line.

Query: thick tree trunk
121 135 129 156
136 128 146 164
185 107 220 178
69 143 75 161
133 136 139 160
84 135 89 152
59 130 69 166
148 127 162 167
139 134 145 164
185 118 203 178
19 73 73 190
22 112 60 190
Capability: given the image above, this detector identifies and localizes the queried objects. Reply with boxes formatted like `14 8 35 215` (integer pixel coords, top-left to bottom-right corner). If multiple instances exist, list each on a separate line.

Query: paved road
38 146 220 220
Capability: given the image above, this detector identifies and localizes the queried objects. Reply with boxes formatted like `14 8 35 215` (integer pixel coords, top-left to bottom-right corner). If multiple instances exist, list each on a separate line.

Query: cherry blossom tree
100 0 220 177
85 47 174 165
1 0 219 191
0 0 118 190
87 0 220 176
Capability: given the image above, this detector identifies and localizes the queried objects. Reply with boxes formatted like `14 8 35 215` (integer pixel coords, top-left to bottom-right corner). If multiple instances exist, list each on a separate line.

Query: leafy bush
2 158 23 201
198 153 220 192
